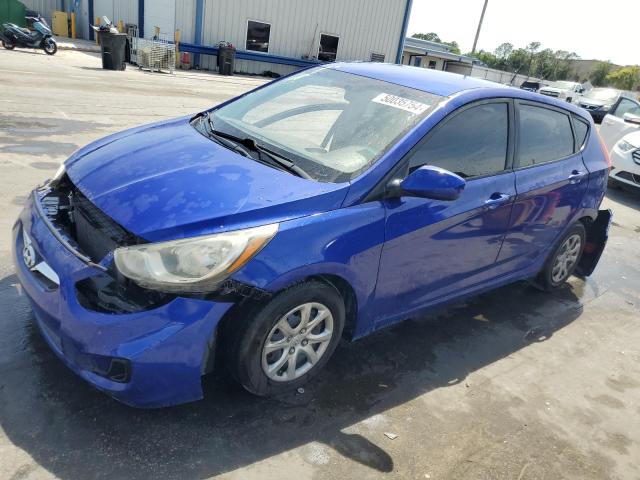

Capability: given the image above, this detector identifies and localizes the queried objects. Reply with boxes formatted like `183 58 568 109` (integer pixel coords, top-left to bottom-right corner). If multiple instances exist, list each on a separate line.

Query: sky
407 0 639 66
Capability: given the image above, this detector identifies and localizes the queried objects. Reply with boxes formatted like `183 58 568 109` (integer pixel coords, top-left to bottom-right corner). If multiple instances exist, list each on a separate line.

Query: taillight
597 132 612 169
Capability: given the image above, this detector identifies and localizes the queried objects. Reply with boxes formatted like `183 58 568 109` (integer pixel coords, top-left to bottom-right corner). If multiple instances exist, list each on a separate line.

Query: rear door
373 100 516 324
497 101 589 272
600 97 640 152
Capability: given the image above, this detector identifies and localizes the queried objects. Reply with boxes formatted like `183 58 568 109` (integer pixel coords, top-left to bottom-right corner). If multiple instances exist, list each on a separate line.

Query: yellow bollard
71 12 76 39
175 29 181 68
117 20 124 33
95 17 100 44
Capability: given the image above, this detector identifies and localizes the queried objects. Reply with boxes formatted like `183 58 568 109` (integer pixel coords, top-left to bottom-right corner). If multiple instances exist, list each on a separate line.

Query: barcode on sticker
372 93 430 115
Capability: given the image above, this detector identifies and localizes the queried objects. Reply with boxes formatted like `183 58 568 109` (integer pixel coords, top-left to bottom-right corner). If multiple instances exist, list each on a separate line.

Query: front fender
231 202 387 335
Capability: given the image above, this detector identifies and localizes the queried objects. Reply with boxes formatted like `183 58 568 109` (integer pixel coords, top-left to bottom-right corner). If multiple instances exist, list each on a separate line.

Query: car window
573 115 589 149
517 104 574 167
612 98 640 118
408 103 509 178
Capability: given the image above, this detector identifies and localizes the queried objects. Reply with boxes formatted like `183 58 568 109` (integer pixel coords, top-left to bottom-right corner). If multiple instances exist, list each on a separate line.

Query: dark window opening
246 20 270 52
518 104 574 167
409 102 509 178
428 60 437 69
573 115 589 150
318 34 339 62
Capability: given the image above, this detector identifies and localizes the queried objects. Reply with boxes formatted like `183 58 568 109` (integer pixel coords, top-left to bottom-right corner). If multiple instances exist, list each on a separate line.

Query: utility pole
471 0 489 54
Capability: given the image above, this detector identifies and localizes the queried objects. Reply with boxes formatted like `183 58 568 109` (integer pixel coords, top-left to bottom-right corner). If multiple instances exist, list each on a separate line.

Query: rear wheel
224 280 345 396
537 223 586 290
2 40 15 50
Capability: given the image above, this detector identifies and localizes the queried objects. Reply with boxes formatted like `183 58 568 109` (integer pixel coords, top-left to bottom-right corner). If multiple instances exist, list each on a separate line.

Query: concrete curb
57 44 101 53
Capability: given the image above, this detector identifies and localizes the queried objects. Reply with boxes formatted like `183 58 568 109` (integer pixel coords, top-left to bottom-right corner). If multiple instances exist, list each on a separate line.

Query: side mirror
388 165 466 201
623 113 640 125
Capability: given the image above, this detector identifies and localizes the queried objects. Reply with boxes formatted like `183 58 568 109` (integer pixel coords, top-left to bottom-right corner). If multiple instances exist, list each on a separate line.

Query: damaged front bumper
13 193 234 408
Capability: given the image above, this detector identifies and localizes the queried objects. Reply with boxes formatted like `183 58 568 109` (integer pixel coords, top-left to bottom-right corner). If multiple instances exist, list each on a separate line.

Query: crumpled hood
65 117 349 242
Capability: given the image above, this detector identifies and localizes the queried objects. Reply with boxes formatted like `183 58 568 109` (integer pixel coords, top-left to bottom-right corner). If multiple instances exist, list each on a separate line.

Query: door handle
485 193 511 210
568 170 586 184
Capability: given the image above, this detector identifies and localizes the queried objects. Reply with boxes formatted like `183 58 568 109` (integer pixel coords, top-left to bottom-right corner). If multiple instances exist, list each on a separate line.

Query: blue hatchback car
13 64 611 407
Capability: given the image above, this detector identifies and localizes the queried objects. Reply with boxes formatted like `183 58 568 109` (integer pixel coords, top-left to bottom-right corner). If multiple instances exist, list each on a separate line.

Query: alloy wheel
261 302 334 382
551 234 582 284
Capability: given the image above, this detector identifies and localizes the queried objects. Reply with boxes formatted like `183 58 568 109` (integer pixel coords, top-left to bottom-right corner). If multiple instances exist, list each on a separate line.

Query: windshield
584 88 618 102
206 67 442 182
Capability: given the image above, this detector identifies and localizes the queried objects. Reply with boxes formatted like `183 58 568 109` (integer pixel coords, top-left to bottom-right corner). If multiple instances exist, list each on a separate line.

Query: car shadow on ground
606 183 640 211
0 273 585 479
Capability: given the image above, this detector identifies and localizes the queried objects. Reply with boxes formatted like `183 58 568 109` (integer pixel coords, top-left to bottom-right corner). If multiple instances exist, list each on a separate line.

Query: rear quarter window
517 104 574 167
573 115 589 150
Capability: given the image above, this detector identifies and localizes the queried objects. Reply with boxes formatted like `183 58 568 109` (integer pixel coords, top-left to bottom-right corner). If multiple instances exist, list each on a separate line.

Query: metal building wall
94 0 138 27
175 0 196 43
18 0 58 25
200 0 407 75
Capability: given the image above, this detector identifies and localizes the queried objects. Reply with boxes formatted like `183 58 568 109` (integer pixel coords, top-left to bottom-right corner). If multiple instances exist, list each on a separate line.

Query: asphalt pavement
0 48 639 480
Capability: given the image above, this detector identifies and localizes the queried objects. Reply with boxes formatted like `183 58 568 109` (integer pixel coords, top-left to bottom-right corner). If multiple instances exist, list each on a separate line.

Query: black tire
224 280 345 396
537 223 586 291
2 40 15 50
44 40 57 55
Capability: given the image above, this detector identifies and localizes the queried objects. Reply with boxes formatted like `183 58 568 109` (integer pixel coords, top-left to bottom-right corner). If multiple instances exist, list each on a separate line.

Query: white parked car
609 130 640 190
599 96 640 152
538 81 585 104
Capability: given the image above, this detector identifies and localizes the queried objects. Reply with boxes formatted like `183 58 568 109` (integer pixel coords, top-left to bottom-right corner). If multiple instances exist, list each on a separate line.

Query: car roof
327 62 511 97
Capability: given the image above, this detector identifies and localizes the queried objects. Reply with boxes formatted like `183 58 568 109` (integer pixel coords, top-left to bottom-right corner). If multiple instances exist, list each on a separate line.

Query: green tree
606 66 640 91
412 32 441 42
590 61 613 86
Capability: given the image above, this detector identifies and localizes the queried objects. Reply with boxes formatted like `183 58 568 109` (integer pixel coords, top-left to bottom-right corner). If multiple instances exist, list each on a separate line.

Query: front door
497 101 589 271
374 100 515 326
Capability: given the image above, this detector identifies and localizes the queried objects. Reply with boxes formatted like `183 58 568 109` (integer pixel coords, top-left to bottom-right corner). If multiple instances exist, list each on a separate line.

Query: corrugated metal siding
94 0 138 28
175 0 196 43
19 0 57 25
200 0 406 74
144 0 175 38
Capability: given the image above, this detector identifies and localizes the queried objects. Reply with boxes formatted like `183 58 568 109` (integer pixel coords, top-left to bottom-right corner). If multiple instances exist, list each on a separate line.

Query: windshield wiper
202 114 311 179
200 113 253 158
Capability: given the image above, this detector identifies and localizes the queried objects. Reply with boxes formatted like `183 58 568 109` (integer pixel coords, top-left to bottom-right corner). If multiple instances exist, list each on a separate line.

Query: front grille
632 150 640 165
39 176 142 263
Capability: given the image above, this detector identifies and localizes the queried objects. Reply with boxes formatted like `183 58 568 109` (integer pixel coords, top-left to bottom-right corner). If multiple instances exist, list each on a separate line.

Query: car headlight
617 139 637 153
599 105 610 112
114 223 278 292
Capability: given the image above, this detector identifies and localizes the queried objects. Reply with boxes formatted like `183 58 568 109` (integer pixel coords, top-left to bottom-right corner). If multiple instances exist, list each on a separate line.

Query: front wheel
224 280 345 396
43 39 57 55
537 223 586 290
2 40 15 50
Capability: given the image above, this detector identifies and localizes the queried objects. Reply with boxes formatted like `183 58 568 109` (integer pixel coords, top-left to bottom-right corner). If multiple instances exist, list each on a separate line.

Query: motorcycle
0 15 57 55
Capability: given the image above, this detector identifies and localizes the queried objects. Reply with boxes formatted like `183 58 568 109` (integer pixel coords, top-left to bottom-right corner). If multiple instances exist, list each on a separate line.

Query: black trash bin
217 44 236 75
99 32 128 70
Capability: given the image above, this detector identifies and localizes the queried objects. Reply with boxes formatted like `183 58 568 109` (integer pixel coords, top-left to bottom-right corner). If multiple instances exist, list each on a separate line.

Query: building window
413 57 422 67
246 20 270 52
318 34 339 62
370 52 385 62
428 60 437 69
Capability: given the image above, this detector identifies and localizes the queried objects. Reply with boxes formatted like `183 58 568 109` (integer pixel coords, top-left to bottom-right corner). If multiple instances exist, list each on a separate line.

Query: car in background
578 88 635 123
599 96 640 152
539 81 585 104
520 80 541 92
13 65 612 407
609 130 640 190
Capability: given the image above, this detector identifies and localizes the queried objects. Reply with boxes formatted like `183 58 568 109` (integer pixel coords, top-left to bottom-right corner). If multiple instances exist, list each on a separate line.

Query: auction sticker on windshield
372 93 431 115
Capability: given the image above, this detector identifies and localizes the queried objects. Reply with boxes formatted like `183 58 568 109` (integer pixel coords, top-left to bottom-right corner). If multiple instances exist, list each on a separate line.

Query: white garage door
144 0 175 39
